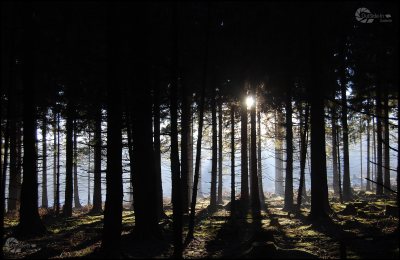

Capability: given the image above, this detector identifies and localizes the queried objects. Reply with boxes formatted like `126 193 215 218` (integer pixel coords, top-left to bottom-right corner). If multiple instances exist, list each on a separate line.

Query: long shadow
293 208 398 259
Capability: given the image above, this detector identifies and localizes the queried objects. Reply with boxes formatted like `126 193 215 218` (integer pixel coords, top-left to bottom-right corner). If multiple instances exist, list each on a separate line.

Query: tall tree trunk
376 86 384 195
274 111 284 196
87 131 91 205
41 114 48 208
337 126 343 203
360 119 363 190
297 103 309 208
91 105 103 213
181 80 191 214
63 102 74 217
230 105 235 216
187 4 209 242
383 86 390 193
372 116 377 189
73 119 81 208
250 90 260 218
170 4 182 257
56 111 61 214
102 5 123 250
257 109 265 209
8 82 19 212
240 99 249 205
53 109 57 209
210 89 218 212
17 3 46 235
366 112 371 191
341 79 352 201
284 85 294 211
309 14 331 219
153 72 164 218
331 109 339 195
217 99 223 204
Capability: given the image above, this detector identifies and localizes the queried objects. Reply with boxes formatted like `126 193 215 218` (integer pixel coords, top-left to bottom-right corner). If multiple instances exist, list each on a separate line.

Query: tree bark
63 102 74 217
217 98 223 204
274 110 284 196
297 103 309 208
284 84 294 211
91 105 103 213
383 85 390 193
41 114 48 208
341 78 352 201
102 5 123 250
376 85 384 195
73 119 81 208
230 105 235 216
250 90 260 218
17 3 46 235
240 98 249 205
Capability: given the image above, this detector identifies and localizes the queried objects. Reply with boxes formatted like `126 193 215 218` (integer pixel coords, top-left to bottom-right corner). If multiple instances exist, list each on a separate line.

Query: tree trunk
153 72 164 218
230 105 235 216
341 80 352 201
210 88 218 212
383 86 390 193
102 6 123 250
360 119 363 190
376 85 384 195
91 105 103 213
17 3 46 235
41 114 48 208
250 90 260 218
297 103 309 208
309 14 331 219
56 111 61 215
87 131 91 205
53 109 57 210
217 98 223 204
73 119 81 208
181 80 191 214
187 4 209 242
284 85 294 211
63 102 74 217
240 99 249 205
257 109 265 209
337 126 343 203
274 111 284 196
331 108 339 195
366 112 371 191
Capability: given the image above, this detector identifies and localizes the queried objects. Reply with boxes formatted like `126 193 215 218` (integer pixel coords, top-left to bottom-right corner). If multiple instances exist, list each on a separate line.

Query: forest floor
3 191 399 259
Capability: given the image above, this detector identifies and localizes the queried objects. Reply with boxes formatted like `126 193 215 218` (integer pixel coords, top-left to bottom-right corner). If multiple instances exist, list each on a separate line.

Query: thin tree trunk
274 111 284 196
341 79 352 201
240 99 249 206
88 130 91 205
217 98 223 204
366 112 371 191
372 115 377 190
91 106 102 213
53 109 57 209
331 109 339 195
73 119 81 208
360 119 363 190
297 103 309 208
210 89 218 212
42 114 48 208
171 5 183 256
56 110 61 215
257 109 265 209
250 89 260 218
337 126 343 203
230 105 235 216
63 103 73 217
187 3 209 242
383 86 390 193
376 85 384 195
181 80 191 214
284 85 293 211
